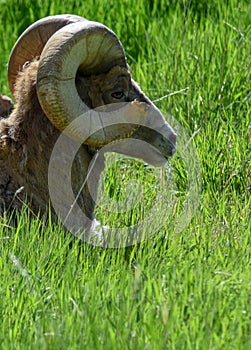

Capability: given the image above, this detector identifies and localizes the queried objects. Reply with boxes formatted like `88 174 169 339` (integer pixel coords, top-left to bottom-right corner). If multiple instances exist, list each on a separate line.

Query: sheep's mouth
126 126 176 166
88 125 176 167
132 126 176 157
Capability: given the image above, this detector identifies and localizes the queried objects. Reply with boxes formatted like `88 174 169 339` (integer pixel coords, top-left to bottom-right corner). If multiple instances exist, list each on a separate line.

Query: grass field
0 0 250 349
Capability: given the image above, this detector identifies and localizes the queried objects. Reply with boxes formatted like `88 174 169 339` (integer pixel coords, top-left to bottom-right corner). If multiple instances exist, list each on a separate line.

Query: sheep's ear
8 14 86 96
0 95 13 118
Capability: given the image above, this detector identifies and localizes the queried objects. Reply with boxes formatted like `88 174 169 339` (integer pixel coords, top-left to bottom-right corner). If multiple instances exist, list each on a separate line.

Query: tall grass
0 0 250 349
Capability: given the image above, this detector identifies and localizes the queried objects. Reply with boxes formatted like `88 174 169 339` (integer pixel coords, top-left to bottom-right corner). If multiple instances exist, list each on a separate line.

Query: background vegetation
0 0 250 349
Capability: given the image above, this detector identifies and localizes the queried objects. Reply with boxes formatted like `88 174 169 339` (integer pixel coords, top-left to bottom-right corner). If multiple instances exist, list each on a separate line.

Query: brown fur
0 61 99 224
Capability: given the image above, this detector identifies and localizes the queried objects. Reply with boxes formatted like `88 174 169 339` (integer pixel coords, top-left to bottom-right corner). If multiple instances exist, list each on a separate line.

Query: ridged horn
36 21 149 146
8 14 86 95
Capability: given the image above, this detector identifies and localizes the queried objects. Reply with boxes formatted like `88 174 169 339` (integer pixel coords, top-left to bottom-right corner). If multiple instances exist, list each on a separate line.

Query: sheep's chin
99 139 169 168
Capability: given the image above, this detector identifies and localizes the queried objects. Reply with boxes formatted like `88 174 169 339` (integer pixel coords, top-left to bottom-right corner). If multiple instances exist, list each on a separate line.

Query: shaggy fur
0 61 98 222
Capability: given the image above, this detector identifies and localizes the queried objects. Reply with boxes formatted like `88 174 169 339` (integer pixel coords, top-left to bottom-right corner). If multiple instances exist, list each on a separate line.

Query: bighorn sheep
0 14 176 240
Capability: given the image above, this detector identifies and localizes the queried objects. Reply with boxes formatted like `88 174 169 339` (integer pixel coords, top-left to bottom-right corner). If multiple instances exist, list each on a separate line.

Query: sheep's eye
111 91 124 99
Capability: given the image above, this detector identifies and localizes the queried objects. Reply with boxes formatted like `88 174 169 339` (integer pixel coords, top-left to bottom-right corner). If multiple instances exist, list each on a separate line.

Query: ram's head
8 14 176 166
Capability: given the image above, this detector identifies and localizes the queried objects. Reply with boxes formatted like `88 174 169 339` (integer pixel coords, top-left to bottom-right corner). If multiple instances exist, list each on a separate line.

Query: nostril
161 122 177 147
171 144 176 156
170 132 177 146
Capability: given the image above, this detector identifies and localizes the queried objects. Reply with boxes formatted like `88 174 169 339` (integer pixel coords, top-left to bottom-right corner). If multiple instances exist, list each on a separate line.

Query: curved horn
8 14 86 95
36 21 148 146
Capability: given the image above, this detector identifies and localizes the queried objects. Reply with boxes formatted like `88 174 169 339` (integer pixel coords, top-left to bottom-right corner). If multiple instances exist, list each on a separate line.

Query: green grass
0 0 250 349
